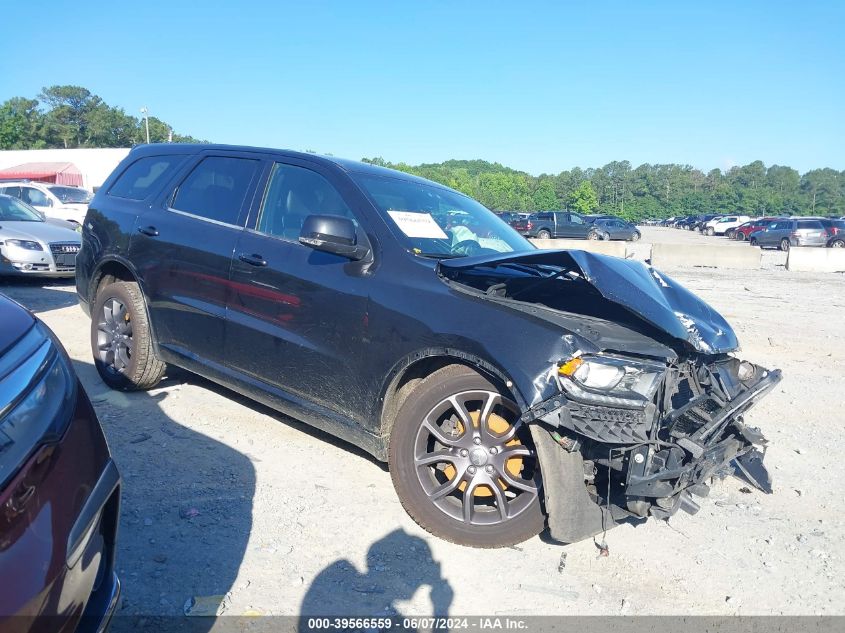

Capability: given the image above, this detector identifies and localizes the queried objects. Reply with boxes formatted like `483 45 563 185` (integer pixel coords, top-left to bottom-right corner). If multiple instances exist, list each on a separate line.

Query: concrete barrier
650 243 761 269
786 247 845 273
530 238 627 258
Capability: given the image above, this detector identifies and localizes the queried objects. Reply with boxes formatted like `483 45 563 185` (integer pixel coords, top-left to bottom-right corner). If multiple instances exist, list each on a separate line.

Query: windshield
47 185 93 204
0 196 44 222
353 173 534 258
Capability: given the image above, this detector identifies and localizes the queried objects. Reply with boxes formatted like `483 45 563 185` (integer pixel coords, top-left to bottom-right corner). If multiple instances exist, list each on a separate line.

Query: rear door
566 213 590 238
761 221 787 246
224 158 372 421
130 151 265 365
17 186 51 216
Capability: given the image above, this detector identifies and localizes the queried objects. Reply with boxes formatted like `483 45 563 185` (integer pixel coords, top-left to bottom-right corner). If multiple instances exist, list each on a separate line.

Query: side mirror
46 199 54 207
299 214 371 261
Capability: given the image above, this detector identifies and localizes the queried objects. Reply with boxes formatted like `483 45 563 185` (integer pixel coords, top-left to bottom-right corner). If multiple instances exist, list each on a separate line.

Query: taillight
526 221 533 229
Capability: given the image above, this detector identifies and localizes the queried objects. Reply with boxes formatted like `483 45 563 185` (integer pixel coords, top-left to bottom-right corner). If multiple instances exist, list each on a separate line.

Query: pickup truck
511 211 592 239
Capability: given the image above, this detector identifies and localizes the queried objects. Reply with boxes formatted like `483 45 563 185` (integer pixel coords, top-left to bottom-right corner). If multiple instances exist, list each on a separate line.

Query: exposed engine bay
438 249 782 542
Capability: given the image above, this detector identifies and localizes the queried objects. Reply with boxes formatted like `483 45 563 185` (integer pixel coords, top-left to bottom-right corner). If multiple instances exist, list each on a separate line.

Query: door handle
238 253 267 267
138 225 159 237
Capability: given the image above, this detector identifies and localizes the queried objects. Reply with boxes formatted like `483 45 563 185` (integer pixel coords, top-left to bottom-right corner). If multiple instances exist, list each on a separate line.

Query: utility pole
140 106 150 144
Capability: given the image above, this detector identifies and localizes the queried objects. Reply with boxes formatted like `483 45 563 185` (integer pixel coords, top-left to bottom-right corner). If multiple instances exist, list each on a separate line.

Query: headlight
557 355 665 408
0 323 76 488
5 239 43 251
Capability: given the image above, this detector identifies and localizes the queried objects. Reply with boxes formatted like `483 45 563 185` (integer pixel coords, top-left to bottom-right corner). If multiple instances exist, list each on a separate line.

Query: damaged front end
525 352 780 542
437 249 782 543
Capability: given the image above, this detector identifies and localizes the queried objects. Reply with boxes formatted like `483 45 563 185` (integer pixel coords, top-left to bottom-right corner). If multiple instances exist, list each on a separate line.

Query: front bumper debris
524 356 782 543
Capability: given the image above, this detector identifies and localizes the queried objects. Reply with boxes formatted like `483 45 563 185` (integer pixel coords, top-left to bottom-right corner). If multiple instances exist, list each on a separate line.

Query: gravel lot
2 227 844 620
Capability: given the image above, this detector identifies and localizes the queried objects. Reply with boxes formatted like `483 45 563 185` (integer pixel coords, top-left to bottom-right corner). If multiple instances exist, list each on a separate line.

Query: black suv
77 144 780 548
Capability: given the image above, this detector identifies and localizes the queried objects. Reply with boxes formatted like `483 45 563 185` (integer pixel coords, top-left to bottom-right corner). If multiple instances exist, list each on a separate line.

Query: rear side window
21 187 48 206
170 156 260 225
570 214 585 225
797 220 822 230
109 155 186 200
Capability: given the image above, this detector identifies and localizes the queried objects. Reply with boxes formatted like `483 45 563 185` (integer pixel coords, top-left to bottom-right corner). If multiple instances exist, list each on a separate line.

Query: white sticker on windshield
387 210 448 239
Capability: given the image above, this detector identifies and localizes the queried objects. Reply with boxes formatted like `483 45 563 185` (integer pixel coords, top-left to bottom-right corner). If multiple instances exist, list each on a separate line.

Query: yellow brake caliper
442 410 523 497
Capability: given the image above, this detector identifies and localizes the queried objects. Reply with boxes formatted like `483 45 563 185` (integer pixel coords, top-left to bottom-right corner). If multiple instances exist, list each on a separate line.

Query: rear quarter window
109 155 187 200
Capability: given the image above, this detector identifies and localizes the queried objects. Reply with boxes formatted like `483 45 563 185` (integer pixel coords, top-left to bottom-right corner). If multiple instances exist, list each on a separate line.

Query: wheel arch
376 348 528 450
89 256 161 356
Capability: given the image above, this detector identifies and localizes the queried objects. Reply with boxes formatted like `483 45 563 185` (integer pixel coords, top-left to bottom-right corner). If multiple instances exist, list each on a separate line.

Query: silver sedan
0 194 82 277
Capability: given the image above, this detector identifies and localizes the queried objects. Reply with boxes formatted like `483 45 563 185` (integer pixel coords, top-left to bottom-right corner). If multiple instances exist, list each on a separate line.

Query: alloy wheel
96 297 133 374
413 390 539 526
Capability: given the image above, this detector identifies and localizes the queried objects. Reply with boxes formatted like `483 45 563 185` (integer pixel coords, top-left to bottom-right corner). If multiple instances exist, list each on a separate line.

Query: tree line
0 85 202 150
1 86 841 220
361 158 845 220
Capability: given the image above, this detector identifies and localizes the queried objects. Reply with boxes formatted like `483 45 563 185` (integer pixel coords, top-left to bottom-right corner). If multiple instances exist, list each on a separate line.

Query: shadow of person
299 529 453 632
65 360 256 633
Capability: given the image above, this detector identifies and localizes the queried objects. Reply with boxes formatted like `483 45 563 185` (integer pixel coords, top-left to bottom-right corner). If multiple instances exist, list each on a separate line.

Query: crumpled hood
438 249 738 354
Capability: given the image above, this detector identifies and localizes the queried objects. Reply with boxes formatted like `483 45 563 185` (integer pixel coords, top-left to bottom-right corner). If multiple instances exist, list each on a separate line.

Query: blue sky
1 1 842 175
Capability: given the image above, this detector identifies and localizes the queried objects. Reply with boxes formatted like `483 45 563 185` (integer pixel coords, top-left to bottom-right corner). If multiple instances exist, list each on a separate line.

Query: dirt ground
2 227 843 619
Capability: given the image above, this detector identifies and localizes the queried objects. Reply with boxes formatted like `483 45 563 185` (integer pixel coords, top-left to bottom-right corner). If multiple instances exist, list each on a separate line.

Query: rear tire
388 365 544 548
91 281 165 391
536 229 551 240
780 238 790 252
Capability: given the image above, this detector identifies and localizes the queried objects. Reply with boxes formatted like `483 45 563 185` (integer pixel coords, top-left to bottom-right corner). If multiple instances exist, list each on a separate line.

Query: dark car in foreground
0 294 120 630
77 144 780 548
587 217 641 241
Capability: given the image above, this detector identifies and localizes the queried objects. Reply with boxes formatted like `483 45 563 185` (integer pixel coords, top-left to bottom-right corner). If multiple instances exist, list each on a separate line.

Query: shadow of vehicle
65 360 256 633
299 529 453 631
0 277 79 313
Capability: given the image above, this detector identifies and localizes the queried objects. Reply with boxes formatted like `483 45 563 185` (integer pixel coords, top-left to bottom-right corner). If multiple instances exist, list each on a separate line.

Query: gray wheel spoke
115 346 130 370
462 479 480 523
430 470 465 500
447 395 473 430
499 469 538 494
489 480 510 521
477 392 502 442
415 449 456 467
421 418 462 448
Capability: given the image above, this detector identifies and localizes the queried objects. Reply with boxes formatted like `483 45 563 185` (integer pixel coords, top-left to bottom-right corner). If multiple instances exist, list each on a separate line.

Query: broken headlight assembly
557 355 665 409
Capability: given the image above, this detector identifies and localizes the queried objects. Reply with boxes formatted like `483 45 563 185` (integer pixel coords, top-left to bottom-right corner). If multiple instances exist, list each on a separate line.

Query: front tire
831 239 845 248
91 281 166 390
630 231 641 241
388 365 544 548
735 231 746 241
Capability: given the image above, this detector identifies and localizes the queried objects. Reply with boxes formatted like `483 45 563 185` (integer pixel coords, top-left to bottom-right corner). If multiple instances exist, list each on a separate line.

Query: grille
49 242 80 270
49 242 81 256
566 401 649 443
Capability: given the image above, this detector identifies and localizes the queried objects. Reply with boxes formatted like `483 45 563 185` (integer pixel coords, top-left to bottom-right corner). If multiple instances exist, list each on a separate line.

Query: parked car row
649 213 845 250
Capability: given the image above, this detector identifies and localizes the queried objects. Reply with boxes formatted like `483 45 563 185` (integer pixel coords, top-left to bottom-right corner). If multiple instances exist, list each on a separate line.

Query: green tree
0 98 47 149
568 181 598 214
